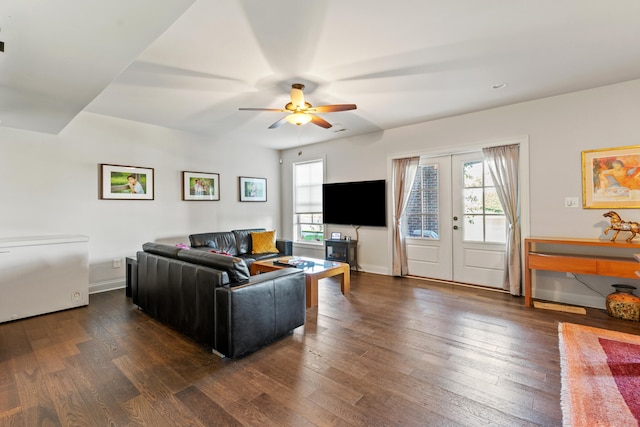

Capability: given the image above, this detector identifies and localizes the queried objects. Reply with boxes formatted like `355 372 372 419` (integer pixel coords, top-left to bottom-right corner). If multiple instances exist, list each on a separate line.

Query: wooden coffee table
250 256 350 308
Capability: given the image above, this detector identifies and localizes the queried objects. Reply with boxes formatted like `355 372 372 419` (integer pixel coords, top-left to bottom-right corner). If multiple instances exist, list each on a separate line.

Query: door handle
453 225 459 230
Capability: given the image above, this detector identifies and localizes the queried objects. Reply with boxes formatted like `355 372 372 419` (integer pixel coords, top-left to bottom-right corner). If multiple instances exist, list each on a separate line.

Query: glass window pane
463 161 483 188
484 164 493 184
423 214 439 239
407 215 422 238
485 215 507 243
425 189 438 214
404 164 440 240
463 215 484 241
298 214 313 223
464 188 483 214
484 187 504 214
300 225 323 242
425 165 438 189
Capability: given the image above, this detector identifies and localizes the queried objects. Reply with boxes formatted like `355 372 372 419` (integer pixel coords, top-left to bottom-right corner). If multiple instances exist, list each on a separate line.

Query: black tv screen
322 180 386 227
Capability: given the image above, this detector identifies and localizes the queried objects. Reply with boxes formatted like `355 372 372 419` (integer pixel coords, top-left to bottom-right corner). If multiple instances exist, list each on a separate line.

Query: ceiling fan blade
310 114 332 129
307 104 357 113
239 107 288 112
268 116 289 129
290 83 306 109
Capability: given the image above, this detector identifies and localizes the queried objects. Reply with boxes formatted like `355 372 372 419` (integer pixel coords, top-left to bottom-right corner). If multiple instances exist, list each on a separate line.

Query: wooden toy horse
603 211 640 243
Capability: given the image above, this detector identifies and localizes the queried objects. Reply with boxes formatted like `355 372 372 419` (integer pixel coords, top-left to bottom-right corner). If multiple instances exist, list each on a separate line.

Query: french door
405 152 507 288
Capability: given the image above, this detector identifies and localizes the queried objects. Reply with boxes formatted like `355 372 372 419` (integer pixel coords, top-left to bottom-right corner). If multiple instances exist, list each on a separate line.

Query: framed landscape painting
99 164 154 200
182 171 220 201
239 176 267 202
582 145 640 208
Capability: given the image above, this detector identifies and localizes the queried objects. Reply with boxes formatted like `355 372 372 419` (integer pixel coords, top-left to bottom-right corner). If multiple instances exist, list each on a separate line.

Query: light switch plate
564 197 579 208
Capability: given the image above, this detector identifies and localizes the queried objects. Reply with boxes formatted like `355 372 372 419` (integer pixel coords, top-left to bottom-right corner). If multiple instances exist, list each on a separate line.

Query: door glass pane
463 161 483 187
423 214 438 239
484 187 504 215
463 215 483 240
463 188 483 214
405 164 439 239
461 160 507 242
485 216 507 243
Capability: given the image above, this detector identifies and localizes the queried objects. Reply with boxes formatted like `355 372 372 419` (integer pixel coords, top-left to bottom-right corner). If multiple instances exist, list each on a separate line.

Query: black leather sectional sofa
133 241 305 358
188 228 292 266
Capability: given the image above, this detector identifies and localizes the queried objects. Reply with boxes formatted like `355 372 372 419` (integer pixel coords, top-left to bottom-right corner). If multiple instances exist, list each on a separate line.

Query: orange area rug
559 322 640 427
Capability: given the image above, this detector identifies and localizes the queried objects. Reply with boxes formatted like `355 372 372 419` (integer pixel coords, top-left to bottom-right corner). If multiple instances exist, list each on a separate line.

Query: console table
524 237 640 307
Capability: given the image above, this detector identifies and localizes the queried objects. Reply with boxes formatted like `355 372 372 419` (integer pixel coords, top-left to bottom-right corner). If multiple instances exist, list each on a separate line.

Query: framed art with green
239 176 267 202
182 171 220 201
582 145 640 208
99 164 154 200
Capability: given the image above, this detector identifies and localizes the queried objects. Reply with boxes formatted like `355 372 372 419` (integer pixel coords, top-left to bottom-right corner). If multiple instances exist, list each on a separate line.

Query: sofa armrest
215 269 305 358
276 239 293 256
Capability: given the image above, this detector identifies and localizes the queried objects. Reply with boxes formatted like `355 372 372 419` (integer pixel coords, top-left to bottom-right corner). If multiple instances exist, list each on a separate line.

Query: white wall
4 80 640 307
0 112 282 292
280 79 640 309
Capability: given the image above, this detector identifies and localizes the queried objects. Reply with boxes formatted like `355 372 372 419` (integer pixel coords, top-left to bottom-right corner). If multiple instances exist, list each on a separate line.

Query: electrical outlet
72 291 81 302
113 258 122 268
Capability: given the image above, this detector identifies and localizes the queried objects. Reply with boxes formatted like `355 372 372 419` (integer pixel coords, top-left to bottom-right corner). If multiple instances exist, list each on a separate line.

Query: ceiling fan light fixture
286 113 312 126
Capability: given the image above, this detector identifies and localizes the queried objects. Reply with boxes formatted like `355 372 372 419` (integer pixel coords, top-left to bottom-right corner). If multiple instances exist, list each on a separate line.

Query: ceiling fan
239 83 357 129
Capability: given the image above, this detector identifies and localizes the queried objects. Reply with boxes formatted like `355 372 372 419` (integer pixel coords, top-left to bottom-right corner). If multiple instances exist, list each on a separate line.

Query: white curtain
392 157 419 276
482 144 521 295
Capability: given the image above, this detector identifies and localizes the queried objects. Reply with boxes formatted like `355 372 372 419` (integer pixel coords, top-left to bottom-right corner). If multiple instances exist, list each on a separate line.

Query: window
293 160 323 243
462 160 506 243
405 164 439 239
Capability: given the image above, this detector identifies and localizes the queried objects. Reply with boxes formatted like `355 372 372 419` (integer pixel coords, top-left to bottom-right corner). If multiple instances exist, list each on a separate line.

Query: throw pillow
251 230 278 254
175 243 191 250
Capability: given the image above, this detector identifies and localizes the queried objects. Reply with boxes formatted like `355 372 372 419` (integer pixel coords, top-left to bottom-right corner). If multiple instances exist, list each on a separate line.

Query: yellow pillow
251 230 278 254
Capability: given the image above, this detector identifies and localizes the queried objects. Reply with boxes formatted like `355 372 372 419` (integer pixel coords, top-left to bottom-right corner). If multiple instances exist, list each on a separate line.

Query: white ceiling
2 1 640 150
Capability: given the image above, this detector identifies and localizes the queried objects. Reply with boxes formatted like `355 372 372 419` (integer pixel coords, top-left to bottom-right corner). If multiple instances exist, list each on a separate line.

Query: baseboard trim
89 279 125 295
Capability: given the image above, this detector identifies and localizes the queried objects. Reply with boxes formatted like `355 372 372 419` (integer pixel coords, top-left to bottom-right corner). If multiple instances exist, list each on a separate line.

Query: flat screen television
322 180 386 227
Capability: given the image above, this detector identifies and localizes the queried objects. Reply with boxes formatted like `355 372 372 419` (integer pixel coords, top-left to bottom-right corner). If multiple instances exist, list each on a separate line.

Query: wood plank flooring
1 272 638 426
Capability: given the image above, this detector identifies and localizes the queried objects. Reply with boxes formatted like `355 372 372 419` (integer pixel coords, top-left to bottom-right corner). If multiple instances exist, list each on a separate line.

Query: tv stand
524 237 640 307
325 239 358 270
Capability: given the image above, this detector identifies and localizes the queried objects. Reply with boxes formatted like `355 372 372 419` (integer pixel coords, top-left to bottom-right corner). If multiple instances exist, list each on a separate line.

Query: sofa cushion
251 230 278 254
142 242 182 258
178 250 250 283
233 228 265 255
189 232 237 254
195 232 238 256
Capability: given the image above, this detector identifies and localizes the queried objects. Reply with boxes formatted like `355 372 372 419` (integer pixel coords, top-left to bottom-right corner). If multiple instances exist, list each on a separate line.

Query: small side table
325 239 357 270
126 256 137 299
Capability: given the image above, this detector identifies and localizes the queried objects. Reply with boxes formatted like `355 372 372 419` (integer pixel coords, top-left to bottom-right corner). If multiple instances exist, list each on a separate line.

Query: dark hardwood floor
1 272 638 426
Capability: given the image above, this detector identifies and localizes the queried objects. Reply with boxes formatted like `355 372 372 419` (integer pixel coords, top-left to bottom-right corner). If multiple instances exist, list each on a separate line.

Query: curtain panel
392 157 419 276
482 144 521 295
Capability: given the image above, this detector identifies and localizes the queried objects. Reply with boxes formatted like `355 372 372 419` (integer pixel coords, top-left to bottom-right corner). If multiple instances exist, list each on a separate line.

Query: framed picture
182 171 220 201
331 232 342 240
583 145 640 209
99 164 154 200
239 176 267 202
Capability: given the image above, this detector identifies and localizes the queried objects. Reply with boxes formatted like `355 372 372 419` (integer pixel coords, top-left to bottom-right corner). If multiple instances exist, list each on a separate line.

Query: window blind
294 160 323 214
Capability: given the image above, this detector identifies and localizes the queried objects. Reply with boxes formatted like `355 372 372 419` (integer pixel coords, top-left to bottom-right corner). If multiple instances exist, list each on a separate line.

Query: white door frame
387 135 531 277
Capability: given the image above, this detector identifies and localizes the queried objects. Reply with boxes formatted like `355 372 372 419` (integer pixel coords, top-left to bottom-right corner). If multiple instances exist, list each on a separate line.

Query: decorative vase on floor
606 284 640 321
